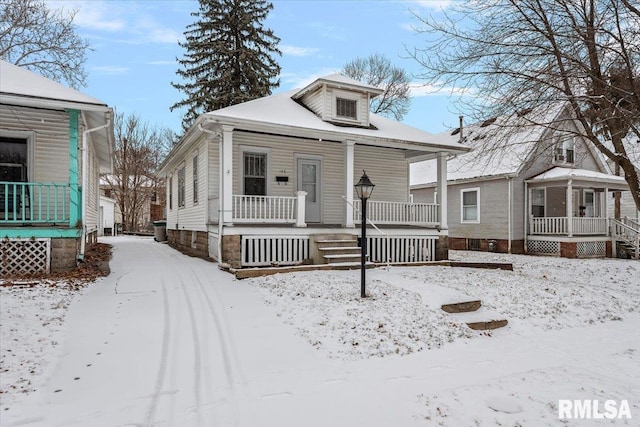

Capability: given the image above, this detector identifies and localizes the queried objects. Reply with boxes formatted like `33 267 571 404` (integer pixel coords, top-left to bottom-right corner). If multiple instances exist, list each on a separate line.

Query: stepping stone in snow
441 300 482 313
466 319 508 330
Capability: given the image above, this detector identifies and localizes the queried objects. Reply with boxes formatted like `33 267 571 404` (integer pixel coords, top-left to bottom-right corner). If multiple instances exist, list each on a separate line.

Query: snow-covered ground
1 238 639 426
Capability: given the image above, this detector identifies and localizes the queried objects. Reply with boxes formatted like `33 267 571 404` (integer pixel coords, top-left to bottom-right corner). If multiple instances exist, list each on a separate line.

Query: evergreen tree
171 0 281 130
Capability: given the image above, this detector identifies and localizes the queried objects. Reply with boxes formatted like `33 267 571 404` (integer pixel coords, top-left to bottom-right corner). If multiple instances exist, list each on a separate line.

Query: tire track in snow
183 255 252 427
143 280 171 427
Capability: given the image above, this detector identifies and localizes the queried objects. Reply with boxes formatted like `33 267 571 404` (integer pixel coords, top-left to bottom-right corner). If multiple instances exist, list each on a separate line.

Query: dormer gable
291 73 384 128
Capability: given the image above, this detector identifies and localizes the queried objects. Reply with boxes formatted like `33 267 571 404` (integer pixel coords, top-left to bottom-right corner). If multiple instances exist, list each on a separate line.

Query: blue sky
49 0 464 135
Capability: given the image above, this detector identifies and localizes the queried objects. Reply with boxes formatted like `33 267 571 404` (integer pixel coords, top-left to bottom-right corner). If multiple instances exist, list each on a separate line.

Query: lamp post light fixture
354 170 375 298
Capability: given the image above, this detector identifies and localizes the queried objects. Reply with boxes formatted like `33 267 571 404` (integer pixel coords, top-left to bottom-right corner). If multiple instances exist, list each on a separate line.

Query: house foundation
167 229 210 260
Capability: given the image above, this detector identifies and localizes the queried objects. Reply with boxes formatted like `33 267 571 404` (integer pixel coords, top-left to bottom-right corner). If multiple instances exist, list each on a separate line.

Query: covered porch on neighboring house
524 166 631 258
206 125 452 268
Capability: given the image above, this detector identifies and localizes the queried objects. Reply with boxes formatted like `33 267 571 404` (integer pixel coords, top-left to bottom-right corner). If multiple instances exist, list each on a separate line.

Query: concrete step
324 253 366 264
317 239 358 249
319 246 361 256
441 300 482 313
466 319 509 331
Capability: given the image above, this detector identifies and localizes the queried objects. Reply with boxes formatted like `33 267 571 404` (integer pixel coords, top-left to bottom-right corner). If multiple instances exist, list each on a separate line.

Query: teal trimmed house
0 61 114 274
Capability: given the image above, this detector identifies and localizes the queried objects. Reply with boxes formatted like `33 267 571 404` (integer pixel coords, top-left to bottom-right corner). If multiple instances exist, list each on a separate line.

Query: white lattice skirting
527 240 560 255
0 238 51 275
577 241 606 258
367 236 437 263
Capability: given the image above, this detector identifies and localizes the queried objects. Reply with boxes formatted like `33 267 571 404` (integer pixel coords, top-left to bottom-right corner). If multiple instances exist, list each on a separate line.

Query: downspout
198 122 222 262
78 114 111 260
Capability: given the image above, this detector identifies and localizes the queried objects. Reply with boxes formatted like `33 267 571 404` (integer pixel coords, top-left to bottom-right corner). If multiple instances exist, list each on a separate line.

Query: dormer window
336 97 357 120
553 136 575 164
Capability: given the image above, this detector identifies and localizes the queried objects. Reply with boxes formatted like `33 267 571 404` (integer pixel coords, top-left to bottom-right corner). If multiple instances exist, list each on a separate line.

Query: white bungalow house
0 60 114 273
159 74 470 268
411 106 639 259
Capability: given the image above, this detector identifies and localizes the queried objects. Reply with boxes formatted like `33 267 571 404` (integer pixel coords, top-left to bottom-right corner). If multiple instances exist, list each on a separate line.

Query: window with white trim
192 153 199 204
531 188 545 217
336 97 357 120
243 152 267 196
461 188 480 223
553 136 575 164
177 166 185 207
168 176 173 210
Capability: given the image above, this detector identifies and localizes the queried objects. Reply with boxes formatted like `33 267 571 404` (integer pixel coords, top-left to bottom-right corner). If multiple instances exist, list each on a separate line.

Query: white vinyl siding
353 145 408 203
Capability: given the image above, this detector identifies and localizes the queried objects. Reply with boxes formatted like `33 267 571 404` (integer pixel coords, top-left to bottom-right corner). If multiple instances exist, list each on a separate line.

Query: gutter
78 113 112 261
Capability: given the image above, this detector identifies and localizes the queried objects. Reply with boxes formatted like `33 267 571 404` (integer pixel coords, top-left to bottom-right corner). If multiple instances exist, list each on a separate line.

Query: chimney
458 116 464 142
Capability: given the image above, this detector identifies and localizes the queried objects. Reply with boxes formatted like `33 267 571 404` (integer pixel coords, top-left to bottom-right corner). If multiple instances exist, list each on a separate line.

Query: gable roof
411 105 569 186
0 60 113 172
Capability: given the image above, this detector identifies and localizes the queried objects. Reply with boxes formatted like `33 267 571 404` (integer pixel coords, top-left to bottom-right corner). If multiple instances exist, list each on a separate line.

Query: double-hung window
531 188 545 217
461 188 480 223
243 152 266 196
554 136 575 164
177 166 185 207
192 153 199 204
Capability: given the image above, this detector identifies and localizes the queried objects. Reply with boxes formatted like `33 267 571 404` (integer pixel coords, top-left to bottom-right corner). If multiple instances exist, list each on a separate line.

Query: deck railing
0 181 70 224
353 200 439 225
232 195 297 224
530 216 609 235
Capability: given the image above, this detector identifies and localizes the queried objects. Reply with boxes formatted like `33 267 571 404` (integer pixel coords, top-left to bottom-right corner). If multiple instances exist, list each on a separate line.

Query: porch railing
530 216 609 235
353 200 439 225
0 181 70 224
232 195 297 224
611 219 640 259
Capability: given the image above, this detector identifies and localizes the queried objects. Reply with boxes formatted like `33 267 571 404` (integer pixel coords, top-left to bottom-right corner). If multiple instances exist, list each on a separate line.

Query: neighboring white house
411 106 638 259
0 60 114 273
159 73 471 268
99 195 116 236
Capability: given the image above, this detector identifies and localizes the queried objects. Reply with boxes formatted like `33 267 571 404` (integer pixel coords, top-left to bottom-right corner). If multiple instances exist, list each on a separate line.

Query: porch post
68 109 80 227
437 152 448 230
567 179 573 237
604 187 609 232
344 139 355 228
295 191 307 227
221 125 234 224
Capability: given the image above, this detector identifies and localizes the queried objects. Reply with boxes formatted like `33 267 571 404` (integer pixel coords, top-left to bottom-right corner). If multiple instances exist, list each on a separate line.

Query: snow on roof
411 105 565 186
0 60 107 109
202 89 466 152
293 73 384 99
527 166 628 187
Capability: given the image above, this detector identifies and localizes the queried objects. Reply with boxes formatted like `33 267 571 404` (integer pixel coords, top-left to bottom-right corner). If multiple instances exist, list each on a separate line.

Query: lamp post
354 170 375 298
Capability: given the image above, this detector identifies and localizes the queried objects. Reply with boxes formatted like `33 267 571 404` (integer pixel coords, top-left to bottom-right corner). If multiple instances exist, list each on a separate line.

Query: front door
297 158 321 223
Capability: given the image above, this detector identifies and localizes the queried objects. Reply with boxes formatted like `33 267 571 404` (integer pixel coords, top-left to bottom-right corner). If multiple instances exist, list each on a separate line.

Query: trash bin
153 220 167 242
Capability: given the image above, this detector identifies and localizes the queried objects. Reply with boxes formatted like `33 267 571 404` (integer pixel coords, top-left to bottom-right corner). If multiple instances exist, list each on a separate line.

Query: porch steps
316 237 363 264
616 241 639 260
440 299 509 331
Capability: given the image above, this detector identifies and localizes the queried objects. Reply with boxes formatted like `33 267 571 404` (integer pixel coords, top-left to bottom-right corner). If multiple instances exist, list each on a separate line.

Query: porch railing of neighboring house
232 195 297 223
611 218 640 259
352 200 439 225
529 216 609 235
0 182 70 224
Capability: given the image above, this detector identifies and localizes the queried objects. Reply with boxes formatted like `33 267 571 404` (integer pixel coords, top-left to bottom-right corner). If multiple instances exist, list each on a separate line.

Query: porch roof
0 60 114 173
525 166 629 190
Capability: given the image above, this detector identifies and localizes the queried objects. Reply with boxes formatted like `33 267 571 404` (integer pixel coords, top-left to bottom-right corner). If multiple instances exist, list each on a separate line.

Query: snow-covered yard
1 242 639 426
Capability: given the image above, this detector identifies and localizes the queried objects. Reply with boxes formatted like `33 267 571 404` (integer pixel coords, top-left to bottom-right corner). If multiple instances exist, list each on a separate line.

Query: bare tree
103 113 172 232
0 0 90 88
342 53 412 121
410 0 640 211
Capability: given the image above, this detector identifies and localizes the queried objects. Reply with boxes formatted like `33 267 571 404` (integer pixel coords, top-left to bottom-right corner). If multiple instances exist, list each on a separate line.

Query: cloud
405 0 452 10
280 45 320 57
91 65 128 75
148 60 177 66
409 82 474 97
48 0 182 44
280 69 340 89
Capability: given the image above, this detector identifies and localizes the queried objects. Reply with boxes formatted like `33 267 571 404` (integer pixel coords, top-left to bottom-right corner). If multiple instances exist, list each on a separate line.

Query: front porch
524 167 630 258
